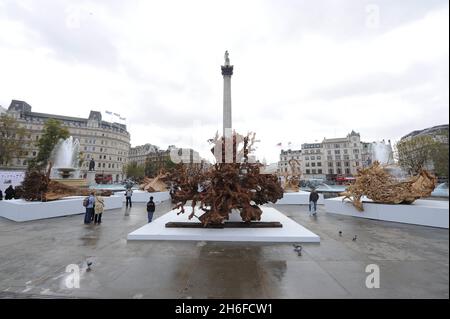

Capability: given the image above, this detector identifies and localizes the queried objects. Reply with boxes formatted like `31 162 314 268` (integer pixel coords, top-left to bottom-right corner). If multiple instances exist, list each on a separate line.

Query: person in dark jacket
309 188 319 216
0 189 3 200
146 196 156 223
4 185 15 200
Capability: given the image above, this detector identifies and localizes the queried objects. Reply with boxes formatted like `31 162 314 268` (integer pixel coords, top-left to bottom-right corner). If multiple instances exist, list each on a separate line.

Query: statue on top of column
224 50 230 66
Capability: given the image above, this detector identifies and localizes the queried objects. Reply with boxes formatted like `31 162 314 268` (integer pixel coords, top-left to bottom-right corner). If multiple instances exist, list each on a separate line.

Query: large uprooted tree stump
340 161 437 211
20 164 112 201
168 132 283 226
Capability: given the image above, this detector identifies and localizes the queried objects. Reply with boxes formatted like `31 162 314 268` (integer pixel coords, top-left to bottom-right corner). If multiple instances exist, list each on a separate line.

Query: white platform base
116 190 170 203
325 196 449 228
0 195 123 222
127 206 320 243
276 191 324 205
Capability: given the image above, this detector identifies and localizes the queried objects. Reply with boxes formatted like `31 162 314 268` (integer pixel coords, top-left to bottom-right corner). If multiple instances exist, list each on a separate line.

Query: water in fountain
50 137 81 179
371 140 408 180
372 140 394 165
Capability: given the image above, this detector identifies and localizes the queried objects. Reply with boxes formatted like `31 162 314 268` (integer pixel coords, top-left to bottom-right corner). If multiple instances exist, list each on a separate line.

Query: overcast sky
0 0 448 163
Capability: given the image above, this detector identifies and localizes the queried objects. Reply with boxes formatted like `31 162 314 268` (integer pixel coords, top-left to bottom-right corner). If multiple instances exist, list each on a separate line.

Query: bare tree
395 135 440 175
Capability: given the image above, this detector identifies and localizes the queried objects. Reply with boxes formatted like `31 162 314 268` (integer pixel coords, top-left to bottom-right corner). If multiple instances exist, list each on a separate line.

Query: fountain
50 137 87 188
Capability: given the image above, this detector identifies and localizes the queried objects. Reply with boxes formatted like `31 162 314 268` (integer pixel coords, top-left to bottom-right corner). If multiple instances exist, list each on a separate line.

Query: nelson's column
221 50 233 137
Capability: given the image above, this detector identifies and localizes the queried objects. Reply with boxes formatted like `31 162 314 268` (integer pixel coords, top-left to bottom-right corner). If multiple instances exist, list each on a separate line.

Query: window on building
306 169 310 174
103 163 106 168
335 144 340 148
311 162 316 167
311 156 315 160
318 169 322 174
327 150 331 155
336 155 341 160
329 168 334 174
344 155 350 160
327 156 332 161
305 156 309 160
345 162 350 167
98 163 101 168
317 156 321 160
337 168 342 174
317 162 322 166
336 162 341 167
328 162 333 167
353 149 359 153
305 162 310 167
345 168 350 174
334 150 340 154
355 161 359 167
355 154 359 159
312 169 316 174
344 149 348 154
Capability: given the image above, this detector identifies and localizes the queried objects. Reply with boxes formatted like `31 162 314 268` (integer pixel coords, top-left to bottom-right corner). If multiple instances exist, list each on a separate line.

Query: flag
120 117 126 121
288 142 292 145
276 142 282 147
113 113 120 117
105 110 112 115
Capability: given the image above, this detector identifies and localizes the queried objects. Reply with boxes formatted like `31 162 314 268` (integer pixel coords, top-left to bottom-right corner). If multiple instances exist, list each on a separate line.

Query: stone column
221 54 233 137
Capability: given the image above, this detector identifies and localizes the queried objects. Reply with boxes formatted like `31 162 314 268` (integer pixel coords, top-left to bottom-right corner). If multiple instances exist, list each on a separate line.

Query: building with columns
1 100 131 182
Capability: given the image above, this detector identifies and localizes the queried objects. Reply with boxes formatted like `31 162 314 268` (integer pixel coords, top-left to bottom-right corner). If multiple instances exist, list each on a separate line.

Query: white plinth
276 191 324 205
116 190 170 203
0 195 122 222
325 196 449 229
127 206 320 243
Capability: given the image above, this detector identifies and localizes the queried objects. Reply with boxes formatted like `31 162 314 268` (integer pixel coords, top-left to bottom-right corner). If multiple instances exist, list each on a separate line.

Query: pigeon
352 235 357 241
86 261 93 271
294 245 302 256
339 231 342 236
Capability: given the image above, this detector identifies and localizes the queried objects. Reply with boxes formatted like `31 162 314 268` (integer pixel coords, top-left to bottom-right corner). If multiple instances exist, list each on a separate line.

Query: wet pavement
0 200 448 298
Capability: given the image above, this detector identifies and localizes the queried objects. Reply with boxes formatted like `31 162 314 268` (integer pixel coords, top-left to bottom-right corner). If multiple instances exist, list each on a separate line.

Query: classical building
1 100 131 182
277 149 302 174
129 144 206 172
297 131 383 181
300 142 325 179
128 143 161 167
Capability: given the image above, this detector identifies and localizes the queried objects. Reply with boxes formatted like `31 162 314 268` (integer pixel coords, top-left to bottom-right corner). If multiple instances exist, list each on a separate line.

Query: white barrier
0 195 122 222
116 190 170 203
276 191 325 205
325 196 449 228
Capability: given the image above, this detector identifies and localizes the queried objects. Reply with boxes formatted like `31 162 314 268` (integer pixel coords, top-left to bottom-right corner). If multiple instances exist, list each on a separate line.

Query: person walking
125 188 133 208
309 188 319 216
146 196 156 223
83 191 96 224
94 193 105 225
4 185 15 200
0 189 3 200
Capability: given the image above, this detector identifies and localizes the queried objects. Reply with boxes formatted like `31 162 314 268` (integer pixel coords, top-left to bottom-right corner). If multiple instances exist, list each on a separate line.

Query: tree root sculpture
279 159 301 192
340 161 437 211
19 164 112 201
168 132 284 226
139 171 169 192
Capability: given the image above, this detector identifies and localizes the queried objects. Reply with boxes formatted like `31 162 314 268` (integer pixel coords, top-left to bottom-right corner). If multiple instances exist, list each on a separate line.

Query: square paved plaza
0 200 448 298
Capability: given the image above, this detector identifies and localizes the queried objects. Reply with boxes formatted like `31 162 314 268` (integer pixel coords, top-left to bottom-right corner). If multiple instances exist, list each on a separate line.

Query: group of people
83 191 105 225
0 185 16 201
83 188 156 225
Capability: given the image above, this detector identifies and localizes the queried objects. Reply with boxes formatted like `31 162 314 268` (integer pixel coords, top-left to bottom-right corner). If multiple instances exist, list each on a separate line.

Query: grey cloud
310 61 448 100
3 0 120 68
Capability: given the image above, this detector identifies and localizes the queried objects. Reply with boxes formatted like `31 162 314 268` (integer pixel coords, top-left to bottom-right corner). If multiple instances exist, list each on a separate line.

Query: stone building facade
277 149 302 174
1 100 130 182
